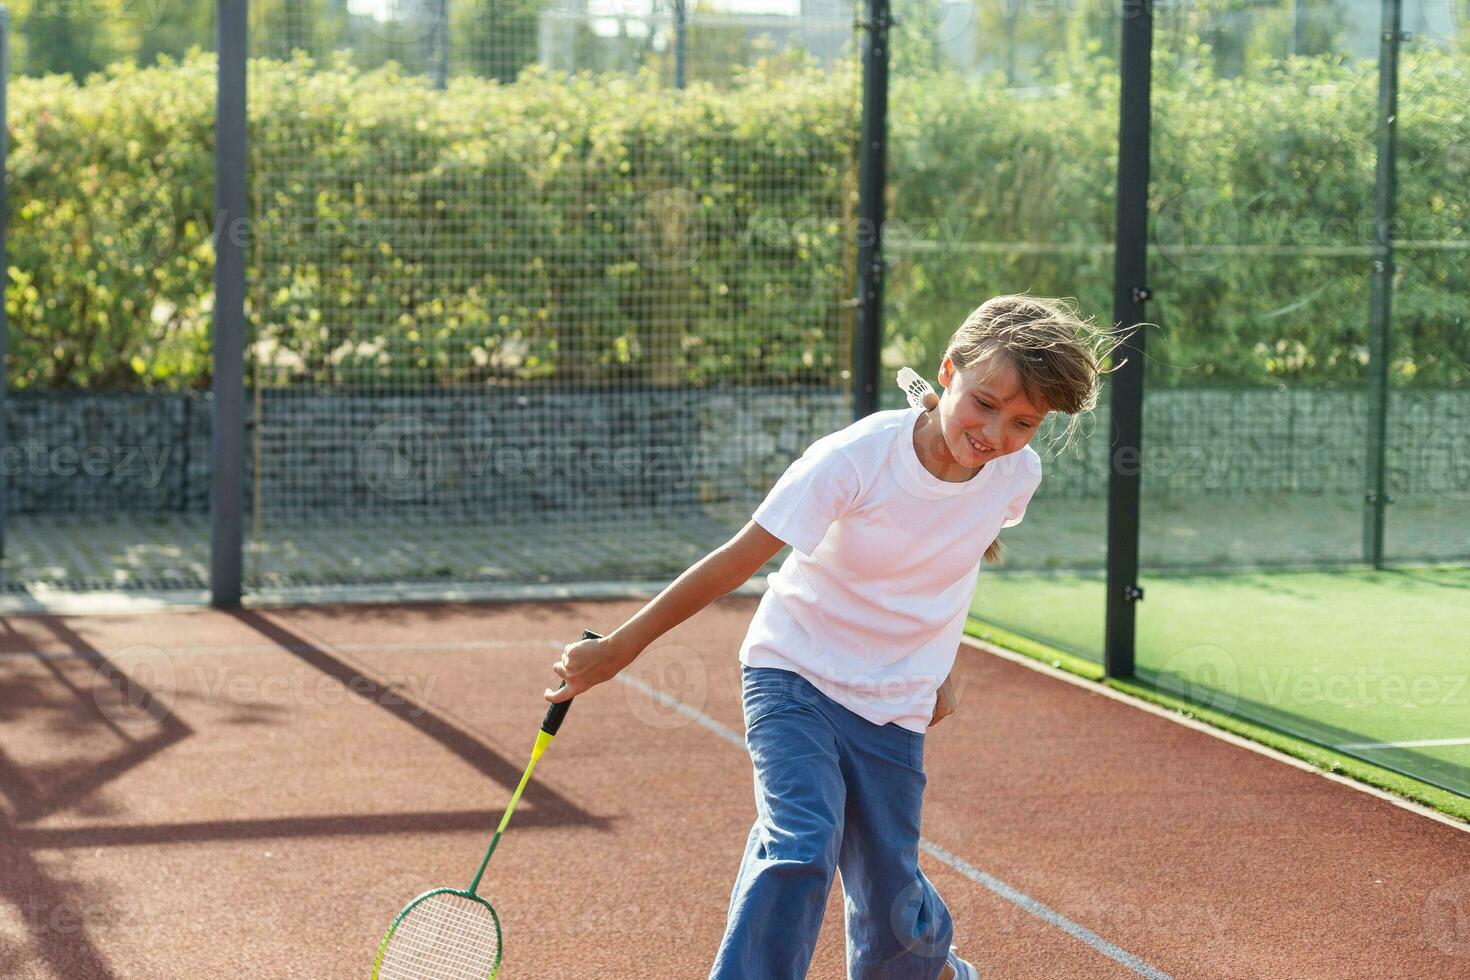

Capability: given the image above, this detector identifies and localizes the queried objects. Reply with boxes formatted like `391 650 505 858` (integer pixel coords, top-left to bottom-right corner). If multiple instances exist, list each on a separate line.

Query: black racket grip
542 628 603 736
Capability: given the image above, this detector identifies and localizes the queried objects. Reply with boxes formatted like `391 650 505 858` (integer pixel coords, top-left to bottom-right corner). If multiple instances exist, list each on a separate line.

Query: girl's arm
543 520 787 702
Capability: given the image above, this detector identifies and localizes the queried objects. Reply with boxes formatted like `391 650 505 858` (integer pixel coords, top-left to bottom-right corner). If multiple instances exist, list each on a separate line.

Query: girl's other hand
545 632 635 703
928 672 957 727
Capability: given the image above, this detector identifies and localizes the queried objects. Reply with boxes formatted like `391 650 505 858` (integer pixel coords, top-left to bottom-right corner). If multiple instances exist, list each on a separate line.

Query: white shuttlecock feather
896 367 936 410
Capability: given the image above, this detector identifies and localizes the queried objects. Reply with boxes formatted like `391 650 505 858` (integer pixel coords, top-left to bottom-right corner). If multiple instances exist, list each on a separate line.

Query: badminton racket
371 628 600 979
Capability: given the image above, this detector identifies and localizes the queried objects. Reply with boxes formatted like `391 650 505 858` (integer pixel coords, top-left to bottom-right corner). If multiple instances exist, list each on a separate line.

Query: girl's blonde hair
945 294 1130 563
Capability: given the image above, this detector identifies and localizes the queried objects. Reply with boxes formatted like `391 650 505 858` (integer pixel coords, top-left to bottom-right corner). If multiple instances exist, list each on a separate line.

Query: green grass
971 572 1107 656
1131 567 1470 793
965 618 1470 824
972 567 1470 787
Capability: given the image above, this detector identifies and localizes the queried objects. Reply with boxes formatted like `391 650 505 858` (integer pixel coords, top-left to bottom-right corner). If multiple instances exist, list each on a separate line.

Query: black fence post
1363 0 1401 569
0 6 9 565
213 0 248 607
433 0 450 91
1104 0 1153 679
853 0 890 421
674 0 687 89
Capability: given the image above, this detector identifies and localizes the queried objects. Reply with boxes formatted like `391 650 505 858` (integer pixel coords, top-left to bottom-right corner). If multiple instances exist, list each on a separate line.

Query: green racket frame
371 887 504 980
370 628 599 979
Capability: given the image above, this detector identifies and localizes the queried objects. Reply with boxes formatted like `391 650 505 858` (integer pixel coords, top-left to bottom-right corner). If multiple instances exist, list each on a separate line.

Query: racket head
372 887 503 980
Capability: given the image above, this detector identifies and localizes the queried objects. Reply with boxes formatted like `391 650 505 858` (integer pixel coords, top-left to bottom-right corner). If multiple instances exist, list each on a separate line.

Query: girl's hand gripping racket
897 367 940 411
371 628 601 980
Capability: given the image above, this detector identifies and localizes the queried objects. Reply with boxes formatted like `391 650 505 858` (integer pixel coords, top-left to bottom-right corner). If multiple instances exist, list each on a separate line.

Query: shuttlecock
897 367 937 411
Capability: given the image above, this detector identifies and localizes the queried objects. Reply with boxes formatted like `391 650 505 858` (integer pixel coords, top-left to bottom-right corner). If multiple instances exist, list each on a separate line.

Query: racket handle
541 628 602 736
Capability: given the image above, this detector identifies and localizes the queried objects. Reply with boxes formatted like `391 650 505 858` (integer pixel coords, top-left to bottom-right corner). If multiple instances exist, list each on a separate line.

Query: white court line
21 629 1465 833
0 579 768 616
0 639 554 663
1335 737 1470 750
613 674 1176 979
920 840 1175 980
0 633 1176 973
617 673 748 748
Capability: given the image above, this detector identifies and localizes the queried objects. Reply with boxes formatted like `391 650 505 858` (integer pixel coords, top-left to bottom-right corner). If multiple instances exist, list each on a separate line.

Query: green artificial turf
967 565 1470 825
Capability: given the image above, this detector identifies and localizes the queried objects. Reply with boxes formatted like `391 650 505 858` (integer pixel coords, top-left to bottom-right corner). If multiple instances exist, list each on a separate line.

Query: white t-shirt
740 406 1043 734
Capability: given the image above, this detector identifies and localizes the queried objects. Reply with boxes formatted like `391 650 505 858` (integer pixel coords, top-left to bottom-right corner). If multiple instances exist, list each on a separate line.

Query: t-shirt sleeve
752 436 862 557
1001 454 1044 529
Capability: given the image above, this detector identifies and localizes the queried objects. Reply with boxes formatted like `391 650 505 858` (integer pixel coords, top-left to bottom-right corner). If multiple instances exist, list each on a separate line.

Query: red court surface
1 596 1467 978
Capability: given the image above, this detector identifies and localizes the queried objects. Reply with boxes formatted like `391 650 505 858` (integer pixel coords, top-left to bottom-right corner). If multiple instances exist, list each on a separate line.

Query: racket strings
377 892 502 980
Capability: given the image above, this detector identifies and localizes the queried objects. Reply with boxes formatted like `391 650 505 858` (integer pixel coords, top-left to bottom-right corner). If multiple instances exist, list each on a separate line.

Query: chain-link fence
872 0 1469 797
1 0 1467 795
240 0 861 588
0 0 864 591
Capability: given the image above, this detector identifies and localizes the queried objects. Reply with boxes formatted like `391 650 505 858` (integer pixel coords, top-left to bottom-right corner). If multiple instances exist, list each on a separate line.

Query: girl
545 294 1114 979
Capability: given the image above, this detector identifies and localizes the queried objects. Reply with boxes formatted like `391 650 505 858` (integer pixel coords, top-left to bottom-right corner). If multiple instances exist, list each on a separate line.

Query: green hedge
6 51 859 389
8 56 219 389
885 43 1470 388
244 52 858 388
5 45 1466 390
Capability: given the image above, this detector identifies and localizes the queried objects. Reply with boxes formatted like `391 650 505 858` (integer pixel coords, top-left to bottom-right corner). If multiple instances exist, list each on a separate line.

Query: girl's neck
913 410 983 483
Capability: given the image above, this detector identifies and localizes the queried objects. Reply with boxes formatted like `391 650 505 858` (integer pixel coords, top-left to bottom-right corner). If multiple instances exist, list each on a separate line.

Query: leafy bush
884 42 1469 388
8 56 218 389
7 51 859 389
244 52 859 388
5 44 1465 390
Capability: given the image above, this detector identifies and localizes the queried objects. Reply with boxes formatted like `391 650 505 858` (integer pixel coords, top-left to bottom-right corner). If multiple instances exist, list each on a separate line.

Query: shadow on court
0 604 612 979
0 597 1466 979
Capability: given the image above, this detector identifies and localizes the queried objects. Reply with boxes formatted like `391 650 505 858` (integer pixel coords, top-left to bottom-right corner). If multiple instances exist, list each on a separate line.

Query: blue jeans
710 665 954 980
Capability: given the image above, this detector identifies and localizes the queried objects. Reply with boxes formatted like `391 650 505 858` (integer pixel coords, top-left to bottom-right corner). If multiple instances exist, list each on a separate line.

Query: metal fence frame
0 0 1419 679
0 5 8 565
1103 0 1154 678
213 0 248 606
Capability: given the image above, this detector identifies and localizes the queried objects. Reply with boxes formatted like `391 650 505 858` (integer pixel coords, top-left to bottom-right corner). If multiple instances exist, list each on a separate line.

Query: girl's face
933 353 1048 466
